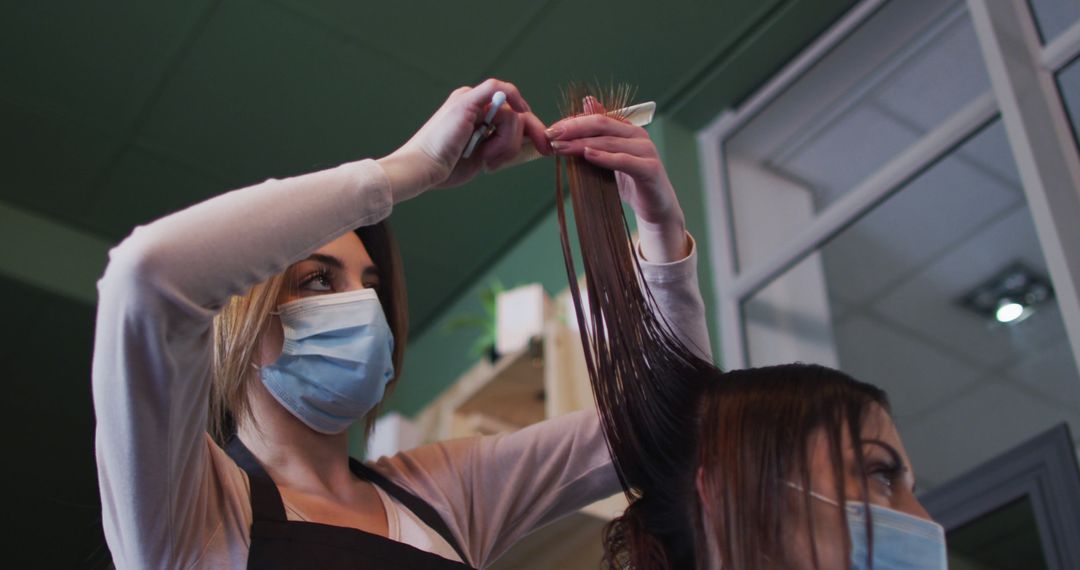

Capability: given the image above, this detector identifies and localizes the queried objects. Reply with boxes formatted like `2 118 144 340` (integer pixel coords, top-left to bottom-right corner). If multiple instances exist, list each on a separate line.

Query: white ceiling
731 1 1080 491
1030 0 1080 44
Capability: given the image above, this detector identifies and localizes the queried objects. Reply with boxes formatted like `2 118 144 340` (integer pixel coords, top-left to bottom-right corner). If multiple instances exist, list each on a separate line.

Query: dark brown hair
693 364 889 570
555 84 719 568
553 85 892 569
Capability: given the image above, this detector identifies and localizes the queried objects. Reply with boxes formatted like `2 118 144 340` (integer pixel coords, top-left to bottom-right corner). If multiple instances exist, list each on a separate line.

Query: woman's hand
378 79 550 201
547 97 689 262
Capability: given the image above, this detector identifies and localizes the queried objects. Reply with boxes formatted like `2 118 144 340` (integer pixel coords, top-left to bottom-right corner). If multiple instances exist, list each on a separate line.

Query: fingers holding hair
580 147 664 184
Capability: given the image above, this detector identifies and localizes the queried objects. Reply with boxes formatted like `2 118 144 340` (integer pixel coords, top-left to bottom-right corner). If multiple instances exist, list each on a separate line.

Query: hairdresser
91 78 711 568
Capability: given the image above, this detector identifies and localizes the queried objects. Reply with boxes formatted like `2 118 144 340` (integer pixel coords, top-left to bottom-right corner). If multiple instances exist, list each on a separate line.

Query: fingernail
546 126 564 139
550 140 564 152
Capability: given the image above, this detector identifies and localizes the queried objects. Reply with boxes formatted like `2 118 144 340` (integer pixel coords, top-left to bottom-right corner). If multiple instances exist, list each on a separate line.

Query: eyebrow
304 253 380 279
305 253 343 270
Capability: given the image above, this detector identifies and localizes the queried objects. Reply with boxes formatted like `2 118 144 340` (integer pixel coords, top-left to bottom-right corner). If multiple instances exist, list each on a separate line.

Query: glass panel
741 120 1080 492
947 497 1049 569
1056 56 1080 152
724 0 991 271
1028 0 1080 46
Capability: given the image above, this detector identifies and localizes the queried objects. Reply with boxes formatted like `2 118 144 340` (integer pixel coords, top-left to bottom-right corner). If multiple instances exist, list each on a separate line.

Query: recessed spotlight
959 262 1054 326
994 301 1025 324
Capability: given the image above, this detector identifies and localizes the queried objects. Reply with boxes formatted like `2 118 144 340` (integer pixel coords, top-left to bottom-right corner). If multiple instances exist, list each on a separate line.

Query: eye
299 268 334 293
867 460 905 493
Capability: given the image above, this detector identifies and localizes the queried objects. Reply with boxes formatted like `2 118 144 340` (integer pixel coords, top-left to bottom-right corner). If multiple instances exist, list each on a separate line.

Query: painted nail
546 126 564 139
550 140 564 152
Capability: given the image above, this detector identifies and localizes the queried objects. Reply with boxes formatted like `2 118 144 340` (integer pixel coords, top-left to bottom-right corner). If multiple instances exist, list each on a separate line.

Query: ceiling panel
722 0 956 160
874 206 1065 368
479 0 786 122
136 0 445 188
274 0 553 84
1007 338 1080 413
834 314 981 418
0 0 215 133
898 381 1080 490
954 120 1022 190
84 145 229 240
822 148 1019 306
871 15 989 132
776 105 919 202
0 101 124 225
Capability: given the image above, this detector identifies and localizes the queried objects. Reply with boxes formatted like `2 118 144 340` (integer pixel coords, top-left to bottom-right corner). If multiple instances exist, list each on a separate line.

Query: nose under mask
259 288 395 434
786 481 948 570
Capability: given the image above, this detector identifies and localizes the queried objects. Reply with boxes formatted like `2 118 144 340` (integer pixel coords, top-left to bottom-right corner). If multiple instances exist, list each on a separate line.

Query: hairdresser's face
257 231 379 366
784 405 930 569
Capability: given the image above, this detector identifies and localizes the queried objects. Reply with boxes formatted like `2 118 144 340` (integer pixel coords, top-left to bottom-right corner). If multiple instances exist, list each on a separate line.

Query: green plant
443 279 505 361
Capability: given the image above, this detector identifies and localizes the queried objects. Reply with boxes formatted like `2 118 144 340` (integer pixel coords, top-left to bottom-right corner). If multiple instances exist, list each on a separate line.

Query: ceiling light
959 262 1054 326
994 301 1025 324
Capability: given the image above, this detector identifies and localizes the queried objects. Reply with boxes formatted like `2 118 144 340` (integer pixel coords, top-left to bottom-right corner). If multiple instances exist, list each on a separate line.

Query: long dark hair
553 85 891 569
693 364 889 569
554 83 719 568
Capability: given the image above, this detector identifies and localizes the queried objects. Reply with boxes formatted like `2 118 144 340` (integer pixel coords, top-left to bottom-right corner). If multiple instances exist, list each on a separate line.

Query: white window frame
696 0 1080 373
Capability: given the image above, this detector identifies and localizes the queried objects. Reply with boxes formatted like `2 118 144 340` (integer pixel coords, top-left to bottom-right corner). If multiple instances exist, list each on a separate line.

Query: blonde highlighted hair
209 222 409 444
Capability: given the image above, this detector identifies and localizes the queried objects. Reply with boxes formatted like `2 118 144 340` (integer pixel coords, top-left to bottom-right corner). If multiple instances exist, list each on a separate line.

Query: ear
256 314 285 367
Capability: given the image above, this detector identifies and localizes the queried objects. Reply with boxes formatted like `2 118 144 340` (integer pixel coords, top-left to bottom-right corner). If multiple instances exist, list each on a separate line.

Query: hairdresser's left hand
547 98 689 262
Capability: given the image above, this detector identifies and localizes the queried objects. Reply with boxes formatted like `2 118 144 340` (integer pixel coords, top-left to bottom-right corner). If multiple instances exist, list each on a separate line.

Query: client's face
784 405 931 569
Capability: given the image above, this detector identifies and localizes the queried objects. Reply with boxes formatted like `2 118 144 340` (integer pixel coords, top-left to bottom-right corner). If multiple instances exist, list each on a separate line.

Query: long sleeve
92 159 393 568
373 238 712 568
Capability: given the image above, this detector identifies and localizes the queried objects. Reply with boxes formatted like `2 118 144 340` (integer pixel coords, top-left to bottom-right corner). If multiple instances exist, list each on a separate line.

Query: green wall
385 117 720 417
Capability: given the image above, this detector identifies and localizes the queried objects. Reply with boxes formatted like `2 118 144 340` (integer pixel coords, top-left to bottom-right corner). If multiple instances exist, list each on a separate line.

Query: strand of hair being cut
554 83 720 569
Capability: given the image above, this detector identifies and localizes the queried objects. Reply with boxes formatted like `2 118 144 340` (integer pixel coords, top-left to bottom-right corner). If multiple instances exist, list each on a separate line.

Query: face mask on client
260 288 395 434
786 481 948 570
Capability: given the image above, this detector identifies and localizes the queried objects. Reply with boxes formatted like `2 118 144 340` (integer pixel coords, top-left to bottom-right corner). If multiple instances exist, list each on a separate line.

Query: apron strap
225 437 288 521
350 459 472 566
225 437 471 566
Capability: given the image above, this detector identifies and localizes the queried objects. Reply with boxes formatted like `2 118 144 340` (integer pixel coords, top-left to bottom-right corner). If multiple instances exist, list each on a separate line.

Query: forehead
806 404 912 464
859 406 918 481
859 404 902 447
315 231 374 267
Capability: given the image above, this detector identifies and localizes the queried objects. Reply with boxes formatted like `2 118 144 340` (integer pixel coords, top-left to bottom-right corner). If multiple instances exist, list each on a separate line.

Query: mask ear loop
784 481 842 508
250 307 285 372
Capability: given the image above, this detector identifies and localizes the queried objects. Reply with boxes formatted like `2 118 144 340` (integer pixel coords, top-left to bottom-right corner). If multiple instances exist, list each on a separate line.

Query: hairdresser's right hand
378 79 551 201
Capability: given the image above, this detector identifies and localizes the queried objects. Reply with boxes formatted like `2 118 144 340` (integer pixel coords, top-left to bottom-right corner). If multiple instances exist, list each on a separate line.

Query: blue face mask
260 288 395 435
845 501 947 570
789 482 948 570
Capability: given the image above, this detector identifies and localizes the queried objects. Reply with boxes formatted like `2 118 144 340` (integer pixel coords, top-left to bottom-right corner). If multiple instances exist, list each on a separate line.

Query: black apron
226 438 474 569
